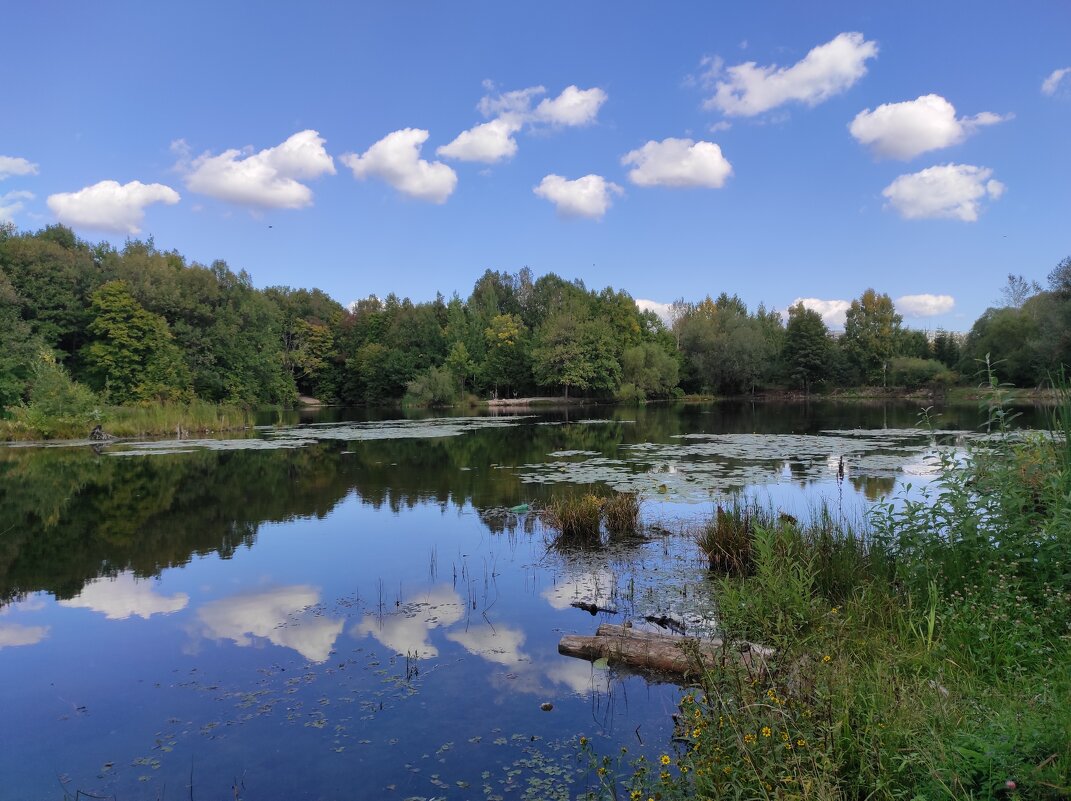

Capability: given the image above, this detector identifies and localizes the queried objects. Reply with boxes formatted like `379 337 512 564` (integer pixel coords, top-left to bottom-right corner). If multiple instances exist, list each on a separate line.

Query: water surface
0 401 1042 800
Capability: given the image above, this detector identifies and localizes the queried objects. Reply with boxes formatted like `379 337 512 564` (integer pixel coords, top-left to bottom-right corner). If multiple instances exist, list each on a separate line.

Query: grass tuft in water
603 491 641 537
543 493 604 543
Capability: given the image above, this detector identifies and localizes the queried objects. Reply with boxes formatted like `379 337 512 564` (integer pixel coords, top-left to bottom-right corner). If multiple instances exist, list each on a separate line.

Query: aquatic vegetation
602 491 641 536
544 494 605 543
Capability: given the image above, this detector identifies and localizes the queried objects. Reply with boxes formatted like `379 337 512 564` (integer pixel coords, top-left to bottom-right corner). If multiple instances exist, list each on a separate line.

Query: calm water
0 401 1045 801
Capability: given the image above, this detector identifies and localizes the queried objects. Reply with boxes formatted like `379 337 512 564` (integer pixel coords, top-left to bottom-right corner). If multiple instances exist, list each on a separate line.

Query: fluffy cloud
0 155 38 181
850 95 1009 160
47 180 180 234
896 294 955 317
0 190 33 222
436 117 522 163
342 128 457 203
59 572 188 620
705 32 878 116
532 85 607 126
882 164 1004 221
179 129 335 209
351 586 463 659
533 174 622 219
622 138 732 188
440 84 607 164
791 297 852 329
1042 67 1070 96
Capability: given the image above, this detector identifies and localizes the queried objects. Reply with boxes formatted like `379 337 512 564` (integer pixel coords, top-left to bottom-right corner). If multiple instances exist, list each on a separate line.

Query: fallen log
558 623 772 679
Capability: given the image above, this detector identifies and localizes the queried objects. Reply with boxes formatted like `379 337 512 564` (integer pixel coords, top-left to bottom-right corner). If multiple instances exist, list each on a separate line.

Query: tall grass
0 400 252 440
580 383 1071 800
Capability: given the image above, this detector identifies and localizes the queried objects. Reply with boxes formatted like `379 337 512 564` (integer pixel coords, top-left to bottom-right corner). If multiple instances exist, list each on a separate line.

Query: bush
4 352 101 438
888 356 957 389
402 366 459 408
615 382 646 405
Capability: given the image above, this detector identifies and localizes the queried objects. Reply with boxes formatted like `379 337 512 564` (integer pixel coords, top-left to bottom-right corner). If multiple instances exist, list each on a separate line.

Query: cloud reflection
350 586 463 658
0 623 50 649
59 572 189 620
197 585 343 663
542 570 618 611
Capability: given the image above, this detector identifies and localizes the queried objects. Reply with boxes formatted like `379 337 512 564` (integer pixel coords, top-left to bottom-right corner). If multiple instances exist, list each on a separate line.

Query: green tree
783 303 831 392
620 342 679 400
482 313 529 397
842 289 902 385
80 281 192 403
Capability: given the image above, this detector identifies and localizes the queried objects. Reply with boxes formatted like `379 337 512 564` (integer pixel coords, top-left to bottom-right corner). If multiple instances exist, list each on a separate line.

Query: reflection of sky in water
59 572 189 620
0 408 1022 800
195 585 344 663
0 622 49 649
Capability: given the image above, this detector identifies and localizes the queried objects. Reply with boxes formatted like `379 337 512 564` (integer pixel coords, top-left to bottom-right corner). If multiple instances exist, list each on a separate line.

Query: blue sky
1 1 1068 330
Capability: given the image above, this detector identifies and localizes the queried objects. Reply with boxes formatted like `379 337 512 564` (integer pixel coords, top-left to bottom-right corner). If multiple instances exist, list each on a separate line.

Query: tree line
1 222 1068 413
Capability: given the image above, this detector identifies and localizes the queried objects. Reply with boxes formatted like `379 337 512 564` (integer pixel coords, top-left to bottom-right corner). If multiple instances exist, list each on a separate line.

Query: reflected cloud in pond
195 585 343 663
0 623 49 649
58 572 189 620
350 585 464 658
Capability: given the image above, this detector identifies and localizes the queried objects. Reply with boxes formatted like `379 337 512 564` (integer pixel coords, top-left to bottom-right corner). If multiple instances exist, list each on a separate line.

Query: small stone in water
540 702 553 711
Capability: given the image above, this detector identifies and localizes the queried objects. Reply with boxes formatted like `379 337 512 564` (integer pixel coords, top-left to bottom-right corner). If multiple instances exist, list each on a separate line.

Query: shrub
402 366 459 408
5 352 101 438
888 356 957 389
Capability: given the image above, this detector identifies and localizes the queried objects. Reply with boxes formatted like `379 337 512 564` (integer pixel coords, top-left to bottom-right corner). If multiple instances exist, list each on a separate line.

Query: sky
1 1 1069 331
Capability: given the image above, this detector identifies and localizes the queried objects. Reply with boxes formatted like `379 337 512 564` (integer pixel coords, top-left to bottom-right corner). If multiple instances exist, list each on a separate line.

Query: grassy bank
581 402 1071 799
0 400 253 440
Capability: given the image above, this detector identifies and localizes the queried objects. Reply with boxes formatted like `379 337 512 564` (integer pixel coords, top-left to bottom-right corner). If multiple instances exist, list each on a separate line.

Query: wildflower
781 731 789 741
822 654 831 663
692 727 701 738
660 754 671 766
761 726 772 738
723 765 733 774
743 733 756 744
784 742 793 750
660 771 670 782
796 738 806 747
831 606 840 614
631 792 641 801
579 736 588 747
597 767 607 777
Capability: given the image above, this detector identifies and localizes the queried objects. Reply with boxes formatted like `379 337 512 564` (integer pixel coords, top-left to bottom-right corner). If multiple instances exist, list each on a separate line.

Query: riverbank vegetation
580 397 1071 799
3 222 1071 438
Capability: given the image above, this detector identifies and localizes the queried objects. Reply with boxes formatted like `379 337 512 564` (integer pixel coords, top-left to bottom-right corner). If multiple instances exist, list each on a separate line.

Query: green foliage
80 280 193 404
620 342 679 399
842 288 903 384
603 491 640 536
4 352 100 438
783 302 831 392
402 365 460 408
887 356 956 389
544 493 604 544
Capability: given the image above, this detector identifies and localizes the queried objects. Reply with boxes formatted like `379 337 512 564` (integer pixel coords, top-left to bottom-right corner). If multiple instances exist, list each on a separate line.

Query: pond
0 400 1047 801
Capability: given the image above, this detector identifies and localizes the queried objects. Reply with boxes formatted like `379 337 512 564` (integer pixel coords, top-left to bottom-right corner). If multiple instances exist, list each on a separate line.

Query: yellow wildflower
822 654 831 663
797 738 807 747
743 733 756 744
660 754 671 766
761 726 772 738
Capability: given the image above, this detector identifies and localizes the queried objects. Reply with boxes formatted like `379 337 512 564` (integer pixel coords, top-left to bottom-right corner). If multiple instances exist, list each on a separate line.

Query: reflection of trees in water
0 401 1004 606
849 474 897 501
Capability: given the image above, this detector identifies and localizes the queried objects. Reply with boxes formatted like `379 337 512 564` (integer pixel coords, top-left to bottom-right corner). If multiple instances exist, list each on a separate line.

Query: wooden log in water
558 623 772 679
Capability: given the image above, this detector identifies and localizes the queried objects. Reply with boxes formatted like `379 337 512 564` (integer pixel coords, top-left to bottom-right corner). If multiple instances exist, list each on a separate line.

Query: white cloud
532 85 608 126
445 621 527 666
0 156 39 181
849 94 1009 160
541 570 618 611
705 32 878 117
622 138 732 188
179 129 335 209
342 128 457 203
47 180 180 234
478 85 547 119
882 164 1004 222
896 294 955 317
436 117 522 163
197 585 343 663
534 174 622 219
440 84 607 164
0 190 34 222
59 572 188 619
1042 67 1071 96
0 623 49 650
709 121 732 133
636 299 673 325
792 297 852 329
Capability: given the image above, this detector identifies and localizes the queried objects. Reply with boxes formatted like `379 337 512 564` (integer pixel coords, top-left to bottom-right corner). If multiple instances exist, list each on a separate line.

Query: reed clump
603 491 641 536
694 502 774 575
544 493 605 542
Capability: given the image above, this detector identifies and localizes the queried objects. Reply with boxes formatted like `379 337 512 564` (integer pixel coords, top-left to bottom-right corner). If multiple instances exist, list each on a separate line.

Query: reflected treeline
0 401 1037 605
